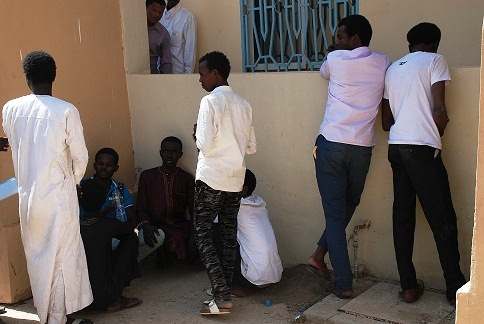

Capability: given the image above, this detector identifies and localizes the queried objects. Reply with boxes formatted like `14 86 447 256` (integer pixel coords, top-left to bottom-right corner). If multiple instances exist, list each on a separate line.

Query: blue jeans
314 135 372 291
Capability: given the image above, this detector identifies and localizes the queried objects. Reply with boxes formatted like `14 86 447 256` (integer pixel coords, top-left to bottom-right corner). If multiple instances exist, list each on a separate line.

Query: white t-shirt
319 47 390 146
195 86 256 192
384 52 451 149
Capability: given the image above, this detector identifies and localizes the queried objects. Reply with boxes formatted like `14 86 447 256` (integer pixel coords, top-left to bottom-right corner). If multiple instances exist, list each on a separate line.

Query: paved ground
0 260 456 324
303 281 456 324
0 260 329 324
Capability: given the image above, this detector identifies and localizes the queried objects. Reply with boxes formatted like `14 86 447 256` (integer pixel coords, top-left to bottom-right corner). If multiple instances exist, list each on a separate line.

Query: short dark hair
146 0 165 7
23 51 56 84
161 136 183 150
407 22 441 47
199 51 231 80
244 169 257 196
338 15 372 46
95 147 119 165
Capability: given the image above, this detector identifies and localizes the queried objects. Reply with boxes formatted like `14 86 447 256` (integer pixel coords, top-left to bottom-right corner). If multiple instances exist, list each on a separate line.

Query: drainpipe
348 220 371 281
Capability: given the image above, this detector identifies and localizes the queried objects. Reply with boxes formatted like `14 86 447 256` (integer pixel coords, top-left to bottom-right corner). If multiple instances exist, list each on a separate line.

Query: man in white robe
2 51 93 324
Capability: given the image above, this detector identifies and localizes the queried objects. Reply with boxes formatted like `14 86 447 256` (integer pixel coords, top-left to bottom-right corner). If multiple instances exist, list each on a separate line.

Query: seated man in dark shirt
137 136 194 262
78 148 141 312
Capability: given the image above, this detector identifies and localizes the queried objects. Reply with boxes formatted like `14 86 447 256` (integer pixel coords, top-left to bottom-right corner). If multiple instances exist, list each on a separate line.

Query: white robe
2 94 93 324
237 194 283 286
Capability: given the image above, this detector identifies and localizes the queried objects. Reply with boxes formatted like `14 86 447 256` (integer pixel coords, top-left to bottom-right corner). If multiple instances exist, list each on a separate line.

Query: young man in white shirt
160 0 196 74
194 51 256 315
309 15 389 299
382 23 466 305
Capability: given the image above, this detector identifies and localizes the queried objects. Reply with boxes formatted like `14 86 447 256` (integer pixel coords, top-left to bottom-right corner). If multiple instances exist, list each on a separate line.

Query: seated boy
211 169 283 293
236 169 283 286
78 148 141 311
137 136 195 261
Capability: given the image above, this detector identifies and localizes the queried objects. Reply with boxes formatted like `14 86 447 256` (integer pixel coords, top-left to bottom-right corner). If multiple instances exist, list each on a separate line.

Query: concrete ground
0 260 456 324
0 261 329 324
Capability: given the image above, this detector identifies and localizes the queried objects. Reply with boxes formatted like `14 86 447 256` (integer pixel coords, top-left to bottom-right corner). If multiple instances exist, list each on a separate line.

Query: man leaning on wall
309 15 390 299
160 0 197 73
382 22 466 306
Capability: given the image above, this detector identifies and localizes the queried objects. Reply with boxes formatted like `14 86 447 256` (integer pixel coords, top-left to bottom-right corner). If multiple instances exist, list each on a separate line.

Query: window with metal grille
240 0 359 72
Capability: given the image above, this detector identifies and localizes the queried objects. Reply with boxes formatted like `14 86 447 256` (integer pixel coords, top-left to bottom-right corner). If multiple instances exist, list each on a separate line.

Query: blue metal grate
240 0 359 72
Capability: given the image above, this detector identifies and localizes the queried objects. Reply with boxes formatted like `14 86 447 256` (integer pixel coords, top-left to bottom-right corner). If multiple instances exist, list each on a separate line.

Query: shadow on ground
1 259 331 324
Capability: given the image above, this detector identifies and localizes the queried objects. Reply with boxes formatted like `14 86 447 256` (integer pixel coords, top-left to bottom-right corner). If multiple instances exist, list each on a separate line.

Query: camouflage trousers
193 180 242 302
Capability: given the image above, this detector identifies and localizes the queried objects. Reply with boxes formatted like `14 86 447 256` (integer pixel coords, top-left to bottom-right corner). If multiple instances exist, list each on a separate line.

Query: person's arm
136 172 151 224
431 81 449 137
319 59 330 80
0 137 8 151
246 126 256 155
183 14 197 73
66 108 88 184
121 186 137 230
135 172 158 246
160 29 173 74
381 99 394 132
195 97 217 154
186 174 194 219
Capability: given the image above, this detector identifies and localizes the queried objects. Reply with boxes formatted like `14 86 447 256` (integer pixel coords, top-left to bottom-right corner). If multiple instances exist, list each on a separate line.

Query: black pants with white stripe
193 180 242 302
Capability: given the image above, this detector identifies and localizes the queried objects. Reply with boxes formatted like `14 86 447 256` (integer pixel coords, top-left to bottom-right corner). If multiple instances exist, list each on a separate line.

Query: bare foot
308 256 331 280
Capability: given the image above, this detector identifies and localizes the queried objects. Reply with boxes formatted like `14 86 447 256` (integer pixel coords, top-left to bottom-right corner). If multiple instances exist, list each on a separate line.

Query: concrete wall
361 0 484 66
0 0 136 187
456 20 483 324
0 0 135 302
170 0 484 70
127 67 479 290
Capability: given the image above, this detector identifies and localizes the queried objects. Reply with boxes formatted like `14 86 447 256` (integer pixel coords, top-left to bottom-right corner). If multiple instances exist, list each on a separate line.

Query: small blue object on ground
263 299 272 307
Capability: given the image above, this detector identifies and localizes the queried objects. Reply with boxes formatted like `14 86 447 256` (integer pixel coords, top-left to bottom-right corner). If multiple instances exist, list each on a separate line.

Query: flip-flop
200 300 231 316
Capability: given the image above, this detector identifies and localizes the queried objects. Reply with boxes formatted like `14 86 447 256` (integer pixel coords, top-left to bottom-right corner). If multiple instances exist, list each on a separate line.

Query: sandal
200 300 232 315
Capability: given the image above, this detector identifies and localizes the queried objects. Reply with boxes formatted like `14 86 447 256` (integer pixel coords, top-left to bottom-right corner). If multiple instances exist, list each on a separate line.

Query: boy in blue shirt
78 148 141 312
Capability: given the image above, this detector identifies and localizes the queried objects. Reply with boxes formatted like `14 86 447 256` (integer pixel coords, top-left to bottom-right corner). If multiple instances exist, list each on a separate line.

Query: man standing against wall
2 51 93 324
194 51 256 315
160 0 196 74
382 23 466 305
0 136 8 316
309 15 389 299
147 0 172 74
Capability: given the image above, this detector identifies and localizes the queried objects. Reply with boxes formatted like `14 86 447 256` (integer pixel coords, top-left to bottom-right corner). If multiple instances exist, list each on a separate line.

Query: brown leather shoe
333 288 354 299
399 282 424 303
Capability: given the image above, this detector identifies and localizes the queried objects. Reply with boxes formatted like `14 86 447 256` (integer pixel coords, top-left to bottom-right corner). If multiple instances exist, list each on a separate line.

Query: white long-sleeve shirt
196 86 256 192
160 3 196 74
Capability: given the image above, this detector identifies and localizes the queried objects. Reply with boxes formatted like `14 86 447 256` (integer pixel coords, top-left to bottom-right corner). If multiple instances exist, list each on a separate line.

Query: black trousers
193 180 242 302
388 144 466 299
80 218 139 310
